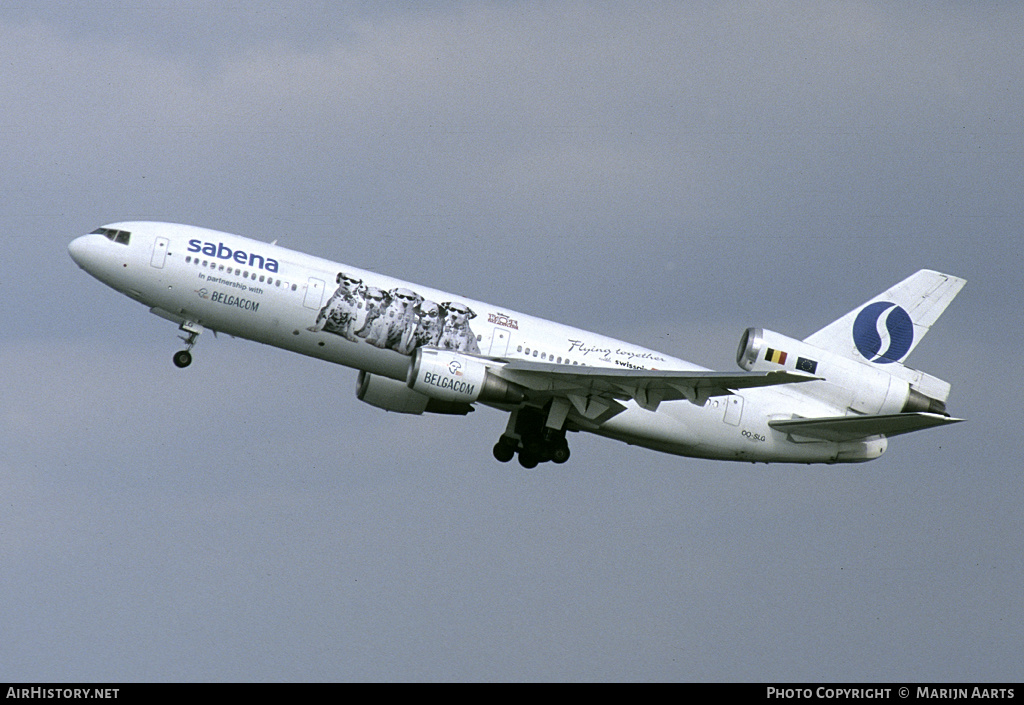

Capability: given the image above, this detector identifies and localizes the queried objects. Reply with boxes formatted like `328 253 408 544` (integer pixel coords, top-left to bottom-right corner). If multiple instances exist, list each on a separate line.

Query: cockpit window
90 227 131 245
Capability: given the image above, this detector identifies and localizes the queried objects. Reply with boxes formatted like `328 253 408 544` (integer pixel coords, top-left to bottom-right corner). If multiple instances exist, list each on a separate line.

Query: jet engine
736 327 946 416
357 370 473 415
407 347 525 405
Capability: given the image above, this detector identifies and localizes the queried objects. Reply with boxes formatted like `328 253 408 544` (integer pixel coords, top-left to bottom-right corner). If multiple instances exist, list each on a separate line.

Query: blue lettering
186 239 280 272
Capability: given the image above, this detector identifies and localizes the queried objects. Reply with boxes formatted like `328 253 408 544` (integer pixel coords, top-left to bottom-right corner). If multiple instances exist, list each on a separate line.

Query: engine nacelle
407 348 525 405
737 327 931 416
356 371 473 415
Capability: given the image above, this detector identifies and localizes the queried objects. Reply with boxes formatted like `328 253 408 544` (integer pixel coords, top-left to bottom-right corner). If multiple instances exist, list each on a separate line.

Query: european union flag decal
796 357 818 374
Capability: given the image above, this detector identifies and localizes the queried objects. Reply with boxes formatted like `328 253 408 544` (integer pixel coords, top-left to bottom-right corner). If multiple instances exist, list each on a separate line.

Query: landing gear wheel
550 444 571 464
172 350 193 368
518 452 540 469
493 441 516 463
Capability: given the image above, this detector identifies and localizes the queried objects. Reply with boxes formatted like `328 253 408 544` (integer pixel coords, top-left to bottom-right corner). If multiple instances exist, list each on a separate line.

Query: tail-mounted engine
737 328 946 415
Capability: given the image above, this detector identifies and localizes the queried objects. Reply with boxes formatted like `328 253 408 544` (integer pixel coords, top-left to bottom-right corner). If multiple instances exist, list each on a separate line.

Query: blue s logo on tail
853 302 914 364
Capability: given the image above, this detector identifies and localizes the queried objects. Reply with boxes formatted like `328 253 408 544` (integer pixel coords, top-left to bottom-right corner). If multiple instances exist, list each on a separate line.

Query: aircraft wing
768 412 963 442
494 359 817 421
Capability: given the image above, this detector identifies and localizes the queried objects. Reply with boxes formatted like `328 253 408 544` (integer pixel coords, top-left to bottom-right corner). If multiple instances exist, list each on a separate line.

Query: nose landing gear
172 349 193 368
173 320 203 368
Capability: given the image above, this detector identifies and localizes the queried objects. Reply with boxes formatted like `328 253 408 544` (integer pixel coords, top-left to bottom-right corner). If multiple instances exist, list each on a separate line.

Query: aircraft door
303 277 325 310
724 395 744 426
150 237 169 268
488 328 511 356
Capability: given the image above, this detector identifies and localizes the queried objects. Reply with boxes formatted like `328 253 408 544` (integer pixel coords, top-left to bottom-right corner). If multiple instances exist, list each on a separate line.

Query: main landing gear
493 405 572 469
172 320 203 368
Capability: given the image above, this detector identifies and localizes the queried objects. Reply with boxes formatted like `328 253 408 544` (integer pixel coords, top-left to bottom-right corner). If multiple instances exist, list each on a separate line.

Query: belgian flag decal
765 348 788 365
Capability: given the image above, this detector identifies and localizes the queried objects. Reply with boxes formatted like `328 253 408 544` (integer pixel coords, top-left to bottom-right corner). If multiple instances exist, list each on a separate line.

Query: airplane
68 222 965 468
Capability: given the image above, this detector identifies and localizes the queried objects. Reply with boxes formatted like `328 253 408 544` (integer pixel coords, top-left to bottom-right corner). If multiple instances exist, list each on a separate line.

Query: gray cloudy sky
2 2 1021 682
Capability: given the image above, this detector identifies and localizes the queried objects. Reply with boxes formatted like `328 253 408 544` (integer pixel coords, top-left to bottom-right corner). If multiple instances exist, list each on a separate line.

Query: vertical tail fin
803 269 965 405
804 269 966 365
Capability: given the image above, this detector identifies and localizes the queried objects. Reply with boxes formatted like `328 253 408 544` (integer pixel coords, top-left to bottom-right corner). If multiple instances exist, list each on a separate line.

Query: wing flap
496 360 817 411
769 412 963 442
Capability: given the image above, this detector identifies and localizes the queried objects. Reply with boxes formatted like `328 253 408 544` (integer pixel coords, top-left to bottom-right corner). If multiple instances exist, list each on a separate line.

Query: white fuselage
69 222 886 464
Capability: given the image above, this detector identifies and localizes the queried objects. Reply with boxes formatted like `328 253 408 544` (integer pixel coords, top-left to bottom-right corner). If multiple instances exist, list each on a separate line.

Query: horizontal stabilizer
769 412 963 442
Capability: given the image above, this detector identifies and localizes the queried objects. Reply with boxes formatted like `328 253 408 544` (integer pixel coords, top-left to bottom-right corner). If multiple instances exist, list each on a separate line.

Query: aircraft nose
68 233 109 274
68 235 92 268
